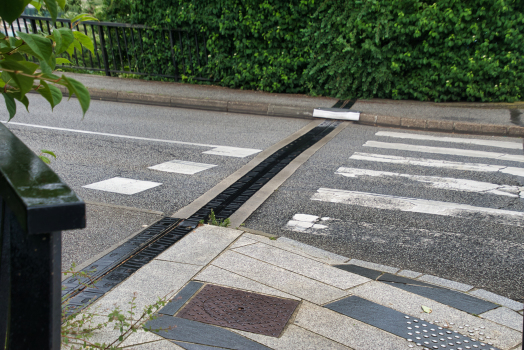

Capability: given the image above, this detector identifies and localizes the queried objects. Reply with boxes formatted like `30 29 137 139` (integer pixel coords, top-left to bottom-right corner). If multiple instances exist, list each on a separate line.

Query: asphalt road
4 95 524 301
3 95 309 268
244 124 524 301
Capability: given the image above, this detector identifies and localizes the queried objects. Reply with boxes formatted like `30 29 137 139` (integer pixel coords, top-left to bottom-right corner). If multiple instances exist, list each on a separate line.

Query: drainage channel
63 120 341 315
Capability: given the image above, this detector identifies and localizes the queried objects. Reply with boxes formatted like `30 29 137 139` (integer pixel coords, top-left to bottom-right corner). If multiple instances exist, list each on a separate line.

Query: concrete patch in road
83 177 162 195
149 160 217 174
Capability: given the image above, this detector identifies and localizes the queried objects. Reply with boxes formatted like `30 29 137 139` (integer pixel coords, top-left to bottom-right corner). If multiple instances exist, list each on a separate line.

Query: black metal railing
1 15 213 82
0 123 85 350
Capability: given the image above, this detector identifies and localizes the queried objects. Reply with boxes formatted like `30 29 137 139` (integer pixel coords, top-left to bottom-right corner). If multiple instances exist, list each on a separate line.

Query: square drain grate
176 284 300 337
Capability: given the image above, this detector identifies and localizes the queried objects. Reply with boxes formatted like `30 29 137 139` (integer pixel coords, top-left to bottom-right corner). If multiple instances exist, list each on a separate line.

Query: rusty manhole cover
176 284 300 337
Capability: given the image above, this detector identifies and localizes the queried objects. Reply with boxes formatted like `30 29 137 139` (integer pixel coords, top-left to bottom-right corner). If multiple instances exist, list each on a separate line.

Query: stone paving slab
470 289 524 311
242 233 349 264
193 265 299 300
293 301 409 350
418 274 474 292
351 281 521 350
480 307 524 332
211 250 350 304
230 236 258 249
87 260 202 318
156 226 243 266
398 269 423 278
233 242 369 289
232 324 352 350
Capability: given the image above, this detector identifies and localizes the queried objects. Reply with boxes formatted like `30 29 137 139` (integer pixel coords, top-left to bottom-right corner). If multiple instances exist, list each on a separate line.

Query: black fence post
98 25 111 77
0 123 85 350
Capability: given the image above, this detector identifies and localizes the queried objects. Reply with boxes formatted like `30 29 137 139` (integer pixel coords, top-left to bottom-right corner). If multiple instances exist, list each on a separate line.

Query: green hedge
123 0 523 102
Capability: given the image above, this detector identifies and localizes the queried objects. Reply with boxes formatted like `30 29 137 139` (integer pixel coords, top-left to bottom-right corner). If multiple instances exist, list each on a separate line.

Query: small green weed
198 209 231 227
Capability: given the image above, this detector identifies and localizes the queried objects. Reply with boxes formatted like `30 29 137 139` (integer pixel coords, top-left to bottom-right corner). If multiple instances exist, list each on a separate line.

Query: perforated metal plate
176 284 299 337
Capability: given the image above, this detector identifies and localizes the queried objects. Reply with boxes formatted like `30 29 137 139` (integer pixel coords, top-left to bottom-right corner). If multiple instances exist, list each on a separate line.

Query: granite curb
51 86 524 137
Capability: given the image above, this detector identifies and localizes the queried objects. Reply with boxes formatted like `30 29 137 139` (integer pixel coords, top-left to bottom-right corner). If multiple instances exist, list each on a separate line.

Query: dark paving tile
159 281 204 316
381 281 498 315
146 315 271 350
378 273 434 287
332 264 383 280
174 341 231 350
324 296 499 350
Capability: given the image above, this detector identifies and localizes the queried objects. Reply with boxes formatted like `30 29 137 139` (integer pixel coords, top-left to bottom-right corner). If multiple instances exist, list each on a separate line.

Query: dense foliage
88 0 524 101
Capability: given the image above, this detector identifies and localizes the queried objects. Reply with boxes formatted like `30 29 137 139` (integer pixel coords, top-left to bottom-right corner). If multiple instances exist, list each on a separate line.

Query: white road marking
3 121 261 158
285 214 330 233
375 131 523 149
202 146 260 158
363 141 524 163
83 177 162 195
148 160 217 174
336 167 523 198
311 188 524 227
349 153 524 177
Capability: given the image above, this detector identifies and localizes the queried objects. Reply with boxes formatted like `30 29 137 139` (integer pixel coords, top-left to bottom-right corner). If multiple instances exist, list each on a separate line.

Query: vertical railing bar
114 27 124 71
98 25 111 76
83 23 94 68
107 27 118 72
22 18 29 33
168 29 178 80
186 31 193 77
137 28 147 73
9 20 16 36
16 18 23 33
71 20 80 66
45 20 52 35
2 20 10 37
121 27 131 72
129 27 138 71
76 23 87 69
194 32 201 78
91 24 102 69
178 31 184 79
203 32 208 66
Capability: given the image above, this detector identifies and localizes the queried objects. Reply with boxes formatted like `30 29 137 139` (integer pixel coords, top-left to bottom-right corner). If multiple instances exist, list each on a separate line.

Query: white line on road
311 188 524 227
335 167 523 198
349 153 524 177
2 121 261 158
375 131 523 149
363 141 524 163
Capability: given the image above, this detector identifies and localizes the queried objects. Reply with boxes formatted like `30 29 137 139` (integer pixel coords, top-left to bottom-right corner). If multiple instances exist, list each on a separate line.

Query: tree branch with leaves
0 0 96 120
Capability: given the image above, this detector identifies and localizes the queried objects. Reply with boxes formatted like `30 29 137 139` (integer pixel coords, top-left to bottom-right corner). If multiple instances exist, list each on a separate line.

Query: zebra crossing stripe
311 188 524 227
363 141 524 163
375 131 523 150
349 153 524 177
335 167 523 198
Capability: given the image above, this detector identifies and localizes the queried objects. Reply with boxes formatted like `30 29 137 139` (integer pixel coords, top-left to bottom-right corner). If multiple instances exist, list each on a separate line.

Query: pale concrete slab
194 265 299 300
156 225 242 266
88 260 202 318
232 324 352 350
230 236 258 249
148 160 217 174
348 259 398 274
233 242 369 289
418 274 473 292
480 307 524 332
351 281 521 350
242 233 349 264
293 301 409 349
397 270 423 278
211 250 349 304
470 289 524 311
83 177 162 195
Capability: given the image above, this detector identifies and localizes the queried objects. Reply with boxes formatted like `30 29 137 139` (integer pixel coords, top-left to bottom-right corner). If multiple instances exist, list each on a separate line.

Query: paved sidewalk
79 225 523 350
62 73 524 137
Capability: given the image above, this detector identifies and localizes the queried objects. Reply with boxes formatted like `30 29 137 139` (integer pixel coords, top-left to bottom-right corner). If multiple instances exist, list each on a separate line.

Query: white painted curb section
313 108 360 121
